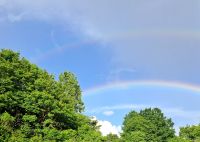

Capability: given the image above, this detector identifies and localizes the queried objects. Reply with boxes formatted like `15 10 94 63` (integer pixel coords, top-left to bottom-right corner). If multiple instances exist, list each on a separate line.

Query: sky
0 0 200 136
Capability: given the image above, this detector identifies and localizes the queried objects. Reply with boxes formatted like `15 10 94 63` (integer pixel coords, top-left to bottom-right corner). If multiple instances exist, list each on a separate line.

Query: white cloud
91 116 121 136
102 110 114 116
98 120 121 136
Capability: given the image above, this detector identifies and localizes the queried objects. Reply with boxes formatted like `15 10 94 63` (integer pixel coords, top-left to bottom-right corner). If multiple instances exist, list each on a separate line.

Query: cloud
7 12 26 22
88 104 200 122
98 120 121 136
31 38 98 63
88 104 147 114
102 110 114 116
1 0 200 84
1 1 199 37
91 116 121 136
106 68 136 82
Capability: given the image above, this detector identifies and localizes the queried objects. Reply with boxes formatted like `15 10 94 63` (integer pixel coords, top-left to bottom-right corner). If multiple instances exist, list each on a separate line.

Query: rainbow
105 30 200 39
83 80 200 95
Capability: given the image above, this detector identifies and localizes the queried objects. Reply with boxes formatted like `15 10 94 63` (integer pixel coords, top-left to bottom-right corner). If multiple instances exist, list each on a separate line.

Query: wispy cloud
30 38 98 63
87 104 200 121
87 104 148 113
1 1 200 84
7 12 26 22
106 68 136 82
102 110 114 116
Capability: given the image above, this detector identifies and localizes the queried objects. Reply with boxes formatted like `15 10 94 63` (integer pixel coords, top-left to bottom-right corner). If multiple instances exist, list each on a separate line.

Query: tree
168 137 191 142
121 111 149 142
121 108 175 142
58 72 84 113
104 133 121 142
180 125 200 142
0 49 102 141
122 131 146 142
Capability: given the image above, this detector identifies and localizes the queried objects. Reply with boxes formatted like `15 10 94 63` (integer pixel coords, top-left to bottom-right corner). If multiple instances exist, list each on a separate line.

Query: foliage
180 125 200 142
121 108 175 142
168 137 191 142
0 49 102 141
104 133 121 142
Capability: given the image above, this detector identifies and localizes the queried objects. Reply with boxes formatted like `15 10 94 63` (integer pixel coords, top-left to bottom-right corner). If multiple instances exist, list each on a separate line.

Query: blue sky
0 0 200 135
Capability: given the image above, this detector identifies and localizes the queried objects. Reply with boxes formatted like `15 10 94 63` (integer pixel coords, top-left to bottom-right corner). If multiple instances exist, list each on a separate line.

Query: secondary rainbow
106 30 200 40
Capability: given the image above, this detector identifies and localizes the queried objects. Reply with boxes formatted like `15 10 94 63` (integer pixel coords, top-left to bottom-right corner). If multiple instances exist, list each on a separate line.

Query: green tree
168 136 191 142
121 108 175 142
58 72 84 113
0 49 102 141
121 111 149 142
122 131 146 142
180 125 200 142
104 133 121 142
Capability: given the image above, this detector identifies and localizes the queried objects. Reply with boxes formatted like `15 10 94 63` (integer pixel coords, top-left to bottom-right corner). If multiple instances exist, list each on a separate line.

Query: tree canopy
0 49 103 141
179 124 200 142
121 108 175 142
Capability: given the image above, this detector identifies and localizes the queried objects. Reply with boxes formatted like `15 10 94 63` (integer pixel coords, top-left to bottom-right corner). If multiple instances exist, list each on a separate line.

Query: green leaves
0 49 97 141
0 112 15 141
180 125 200 141
22 115 37 123
121 108 175 142
168 137 191 142
58 72 84 113
0 112 15 129
104 134 121 142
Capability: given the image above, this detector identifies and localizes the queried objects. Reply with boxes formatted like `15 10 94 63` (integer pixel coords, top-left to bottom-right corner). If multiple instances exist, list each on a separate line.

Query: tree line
0 49 199 142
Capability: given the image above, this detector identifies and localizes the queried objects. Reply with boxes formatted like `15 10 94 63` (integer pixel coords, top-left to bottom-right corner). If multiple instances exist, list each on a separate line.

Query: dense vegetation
0 49 103 141
121 108 175 142
0 49 200 142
